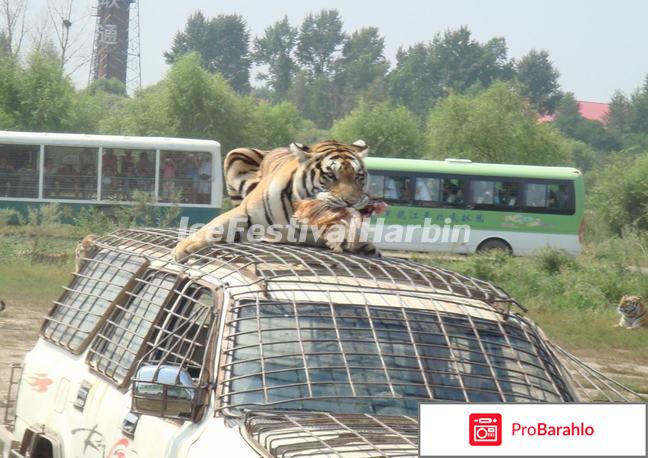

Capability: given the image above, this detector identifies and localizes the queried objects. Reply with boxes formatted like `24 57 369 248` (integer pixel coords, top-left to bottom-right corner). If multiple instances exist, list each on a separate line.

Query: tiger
615 295 647 329
75 234 97 273
172 140 379 261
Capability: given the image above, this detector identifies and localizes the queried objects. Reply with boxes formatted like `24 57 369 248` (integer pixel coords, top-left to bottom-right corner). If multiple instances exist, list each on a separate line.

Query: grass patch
416 241 648 364
0 257 74 309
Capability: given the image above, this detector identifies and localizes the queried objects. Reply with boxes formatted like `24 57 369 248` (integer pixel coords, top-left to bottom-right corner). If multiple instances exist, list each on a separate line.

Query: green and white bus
0 131 222 224
364 157 585 256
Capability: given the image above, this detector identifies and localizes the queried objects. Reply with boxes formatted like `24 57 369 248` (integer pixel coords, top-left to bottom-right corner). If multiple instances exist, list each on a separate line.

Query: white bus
0 131 222 224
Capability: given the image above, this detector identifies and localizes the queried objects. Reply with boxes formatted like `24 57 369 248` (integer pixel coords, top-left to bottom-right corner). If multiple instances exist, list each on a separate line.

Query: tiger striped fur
172 140 379 261
616 295 647 329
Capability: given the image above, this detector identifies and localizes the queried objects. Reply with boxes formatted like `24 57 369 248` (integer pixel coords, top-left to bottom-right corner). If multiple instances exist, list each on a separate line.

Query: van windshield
219 300 572 416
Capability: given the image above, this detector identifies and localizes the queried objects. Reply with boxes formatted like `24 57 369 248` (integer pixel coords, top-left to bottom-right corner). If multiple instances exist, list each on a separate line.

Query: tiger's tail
223 148 269 205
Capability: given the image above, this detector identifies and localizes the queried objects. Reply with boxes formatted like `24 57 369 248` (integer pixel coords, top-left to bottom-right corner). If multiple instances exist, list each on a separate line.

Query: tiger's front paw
172 238 204 263
345 242 381 257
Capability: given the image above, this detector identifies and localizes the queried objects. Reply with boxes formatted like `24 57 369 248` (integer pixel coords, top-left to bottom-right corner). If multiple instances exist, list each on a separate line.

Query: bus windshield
220 300 571 416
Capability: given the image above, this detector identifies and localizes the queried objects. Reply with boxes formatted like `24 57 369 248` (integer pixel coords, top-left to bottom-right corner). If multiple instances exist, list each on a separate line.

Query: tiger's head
617 295 643 317
290 140 370 209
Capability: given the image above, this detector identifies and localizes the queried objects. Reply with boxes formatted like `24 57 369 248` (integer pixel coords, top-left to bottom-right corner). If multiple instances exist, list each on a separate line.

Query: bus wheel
477 238 512 255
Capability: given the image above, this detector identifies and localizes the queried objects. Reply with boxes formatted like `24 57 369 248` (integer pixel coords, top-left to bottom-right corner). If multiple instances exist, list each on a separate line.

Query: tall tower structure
89 0 141 93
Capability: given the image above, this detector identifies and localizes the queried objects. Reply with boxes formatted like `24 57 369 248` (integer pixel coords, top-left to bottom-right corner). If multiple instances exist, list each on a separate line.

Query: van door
84 273 216 457
130 283 216 458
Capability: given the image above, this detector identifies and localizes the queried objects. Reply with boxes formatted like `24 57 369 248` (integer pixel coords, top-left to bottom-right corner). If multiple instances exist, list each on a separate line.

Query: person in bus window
136 154 153 193
81 161 96 199
184 154 199 203
385 177 401 200
17 161 37 198
102 150 117 197
120 151 135 200
415 179 433 201
0 156 14 197
162 157 177 200
557 185 570 209
197 156 211 203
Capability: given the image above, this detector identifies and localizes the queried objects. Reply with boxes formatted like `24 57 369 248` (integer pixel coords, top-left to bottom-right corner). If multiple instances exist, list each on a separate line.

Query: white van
1 229 643 457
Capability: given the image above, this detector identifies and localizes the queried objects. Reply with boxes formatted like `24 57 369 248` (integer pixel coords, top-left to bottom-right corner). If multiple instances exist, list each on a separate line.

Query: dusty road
0 299 45 393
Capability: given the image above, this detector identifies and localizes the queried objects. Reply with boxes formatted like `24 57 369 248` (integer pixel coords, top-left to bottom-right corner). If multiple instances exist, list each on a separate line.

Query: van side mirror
131 365 205 421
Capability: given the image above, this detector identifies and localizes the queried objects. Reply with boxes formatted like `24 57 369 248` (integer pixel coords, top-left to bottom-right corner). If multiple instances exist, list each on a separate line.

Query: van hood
239 410 418 457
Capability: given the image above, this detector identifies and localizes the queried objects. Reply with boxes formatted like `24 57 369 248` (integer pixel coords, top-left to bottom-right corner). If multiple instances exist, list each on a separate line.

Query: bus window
368 174 411 202
414 177 440 205
549 183 572 209
524 182 574 211
44 146 98 200
470 180 519 207
470 180 495 205
368 174 385 196
159 151 212 204
0 144 40 199
385 176 411 201
524 183 547 207
441 178 465 205
102 149 154 201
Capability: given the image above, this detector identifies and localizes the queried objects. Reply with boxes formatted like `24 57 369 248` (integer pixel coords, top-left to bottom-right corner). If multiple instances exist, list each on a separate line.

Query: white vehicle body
372 226 582 256
1 229 641 458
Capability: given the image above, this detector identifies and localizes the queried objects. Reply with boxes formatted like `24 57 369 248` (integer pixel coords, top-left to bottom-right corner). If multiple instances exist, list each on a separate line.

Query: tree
627 75 648 134
606 90 630 137
516 49 561 114
247 101 301 149
425 81 572 165
590 150 648 235
165 12 251 93
333 27 389 114
296 9 345 78
253 16 298 98
46 0 90 76
331 101 423 158
553 93 620 151
389 27 514 117
0 0 26 58
14 51 76 131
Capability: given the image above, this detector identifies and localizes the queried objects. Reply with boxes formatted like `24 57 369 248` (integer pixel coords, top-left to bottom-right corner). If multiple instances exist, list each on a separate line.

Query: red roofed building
538 100 610 124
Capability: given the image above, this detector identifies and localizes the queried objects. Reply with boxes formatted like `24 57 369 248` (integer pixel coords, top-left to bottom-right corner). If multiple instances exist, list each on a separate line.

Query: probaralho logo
469 413 502 446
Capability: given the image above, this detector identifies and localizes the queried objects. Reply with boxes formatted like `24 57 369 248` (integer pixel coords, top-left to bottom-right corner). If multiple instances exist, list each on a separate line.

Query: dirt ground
0 300 646 405
0 300 45 394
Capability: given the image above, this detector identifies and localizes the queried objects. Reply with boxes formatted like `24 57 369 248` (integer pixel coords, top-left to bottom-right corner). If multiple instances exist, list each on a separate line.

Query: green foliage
425 81 572 165
589 150 648 235
253 16 298 98
296 9 345 78
165 53 251 148
0 208 19 226
73 207 117 235
0 52 76 132
389 27 514 117
164 12 251 93
248 101 301 149
333 27 389 115
86 78 127 96
553 93 621 151
331 101 423 158
99 83 171 136
515 49 561 114
535 247 576 274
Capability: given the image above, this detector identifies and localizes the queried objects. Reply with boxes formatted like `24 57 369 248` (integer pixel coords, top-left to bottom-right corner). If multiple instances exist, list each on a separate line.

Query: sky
25 0 648 101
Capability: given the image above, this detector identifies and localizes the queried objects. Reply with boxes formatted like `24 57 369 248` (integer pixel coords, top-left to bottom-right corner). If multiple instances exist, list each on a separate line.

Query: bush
589 150 648 235
331 101 424 158
535 248 576 274
425 82 573 166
